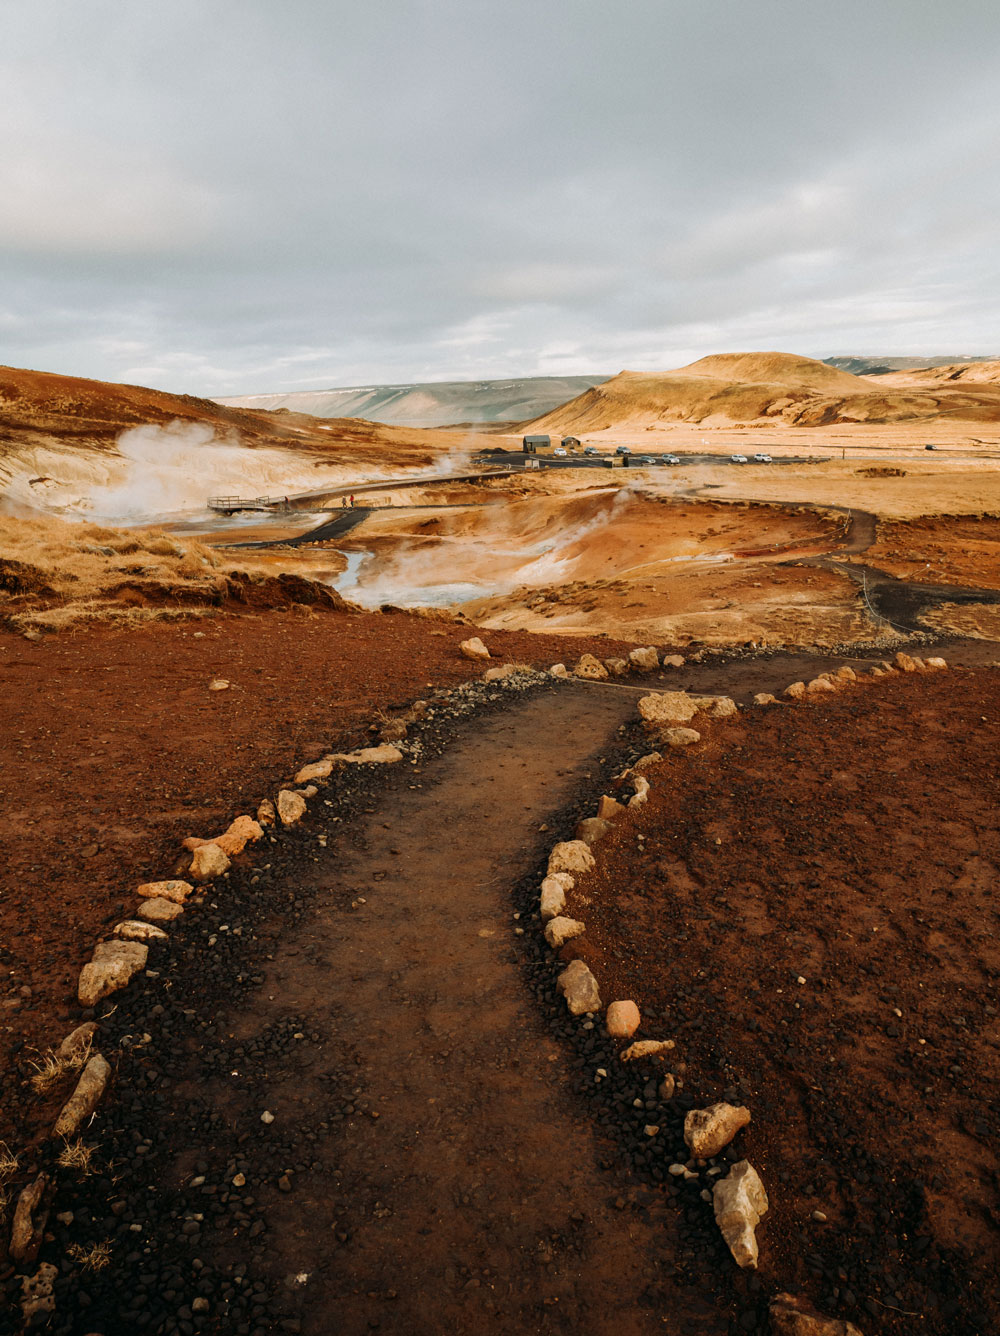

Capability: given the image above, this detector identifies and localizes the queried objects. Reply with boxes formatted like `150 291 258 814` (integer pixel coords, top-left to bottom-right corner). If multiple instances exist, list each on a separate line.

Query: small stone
606 1000 641 1039
547 840 595 877
192 1298 210 1314
539 873 573 922
894 651 918 672
544 916 586 949
10 1173 49 1264
769 1292 864 1335
483 663 518 682
57 1022 99 1062
925 656 947 670
460 637 491 661
113 919 169 942
644 1125 660 1137
136 879 193 904
326 744 404 765
20 1262 58 1324
232 1173 246 1187
603 657 628 677
78 940 148 1007
661 654 685 668
658 1073 676 1100
631 752 662 772
628 646 659 673
574 653 609 681
754 692 778 705
806 675 837 694
784 681 806 700
276 789 307 826
556 959 601 1015
53 1053 111 1138
629 775 650 808
189 843 231 881
620 1038 674 1061
575 816 611 845
261 1110 275 1124
811 1210 828 1223
208 678 230 691
596 795 625 819
684 1103 751 1158
662 727 701 748
549 663 569 679
137 897 184 924
257 798 276 826
713 1160 768 1269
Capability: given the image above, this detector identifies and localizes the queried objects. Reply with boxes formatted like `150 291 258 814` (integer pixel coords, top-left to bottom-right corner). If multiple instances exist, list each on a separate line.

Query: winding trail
169 687 729 1336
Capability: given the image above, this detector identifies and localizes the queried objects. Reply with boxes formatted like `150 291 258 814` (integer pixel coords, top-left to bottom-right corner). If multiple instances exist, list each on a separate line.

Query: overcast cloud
1 0 999 395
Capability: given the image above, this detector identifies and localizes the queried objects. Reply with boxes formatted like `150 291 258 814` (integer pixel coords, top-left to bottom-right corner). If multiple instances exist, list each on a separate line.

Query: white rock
662 727 701 748
547 840 595 877
114 920 168 943
926 656 947 670
628 646 660 672
784 681 806 699
713 1160 769 1269
540 873 572 921
78 940 148 1007
556 959 601 1014
189 842 231 881
806 676 837 694
276 789 307 826
544 916 586 948
638 691 699 726
684 1102 752 1158
662 654 685 668
295 758 334 784
549 663 569 678
629 774 651 808
52 1053 111 1137
460 636 491 660
753 692 778 705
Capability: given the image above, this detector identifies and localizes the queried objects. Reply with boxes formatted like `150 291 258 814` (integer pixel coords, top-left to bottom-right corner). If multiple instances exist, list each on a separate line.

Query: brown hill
869 360 1000 388
527 351 1000 433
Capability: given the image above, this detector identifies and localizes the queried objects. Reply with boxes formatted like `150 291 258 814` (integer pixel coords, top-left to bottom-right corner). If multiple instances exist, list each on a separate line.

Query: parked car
553 446 567 457
752 452 772 463
661 453 681 464
583 445 599 456
730 454 748 464
614 445 631 456
925 443 938 451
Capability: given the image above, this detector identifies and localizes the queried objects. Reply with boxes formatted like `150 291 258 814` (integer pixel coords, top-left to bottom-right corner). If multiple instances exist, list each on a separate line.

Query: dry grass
29 1036 93 1094
0 514 273 631
56 1139 98 1176
0 1142 20 1224
67 1240 112 1271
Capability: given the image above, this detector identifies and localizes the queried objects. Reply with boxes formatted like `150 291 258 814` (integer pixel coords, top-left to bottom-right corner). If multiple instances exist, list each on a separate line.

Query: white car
730 454 748 464
753 452 772 463
553 446 567 457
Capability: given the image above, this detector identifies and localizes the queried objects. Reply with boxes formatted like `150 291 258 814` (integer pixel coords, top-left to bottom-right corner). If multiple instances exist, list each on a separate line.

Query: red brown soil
0 609 635 1148
849 513 1000 589
564 669 1000 1333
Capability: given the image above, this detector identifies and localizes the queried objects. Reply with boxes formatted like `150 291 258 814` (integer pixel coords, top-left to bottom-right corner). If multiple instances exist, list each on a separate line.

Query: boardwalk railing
208 496 291 513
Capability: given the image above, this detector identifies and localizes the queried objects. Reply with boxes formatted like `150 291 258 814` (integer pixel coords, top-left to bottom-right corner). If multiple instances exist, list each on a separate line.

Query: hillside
214 374 608 427
825 355 998 376
868 360 1000 388
526 351 1000 433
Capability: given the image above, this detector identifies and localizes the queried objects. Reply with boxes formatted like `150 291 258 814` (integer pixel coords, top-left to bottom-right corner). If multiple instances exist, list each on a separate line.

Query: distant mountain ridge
824 355 998 376
215 375 609 428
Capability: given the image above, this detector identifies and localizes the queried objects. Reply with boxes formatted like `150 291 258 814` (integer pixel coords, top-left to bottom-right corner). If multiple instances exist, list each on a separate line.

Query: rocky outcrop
78 940 148 1007
713 1160 768 1268
684 1102 751 1158
556 959 601 1014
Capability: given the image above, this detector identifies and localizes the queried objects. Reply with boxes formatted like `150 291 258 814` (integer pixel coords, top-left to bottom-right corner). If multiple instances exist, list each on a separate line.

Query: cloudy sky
2 0 999 395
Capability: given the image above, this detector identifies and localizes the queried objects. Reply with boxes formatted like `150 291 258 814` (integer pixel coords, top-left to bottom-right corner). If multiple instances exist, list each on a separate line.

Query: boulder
484 663 518 682
769 1293 865 1335
276 789 307 826
596 795 625 819
894 651 918 672
806 676 837 694
137 897 184 924
606 1000 641 1039
78 940 148 1007
295 758 334 784
113 920 168 943
9 1173 49 1264
638 692 699 727
753 693 778 705
57 1022 98 1063
684 1102 752 1158
604 657 629 678
540 873 573 922
556 959 601 1015
189 842 231 881
662 727 701 748
575 817 611 845
53 1053 111 1138
460 636 491 661
628 646 660 673
621 1038 675 1061
21 1263 58 1326
574 653 609 681
926 656 947 670
550 663 569 679
713 1160 768 1269
136 879 193 905
834 666 857 682
784 681 806 700
662 654 685 669
257 797 276 826
547 840 595 877
544 916 587 949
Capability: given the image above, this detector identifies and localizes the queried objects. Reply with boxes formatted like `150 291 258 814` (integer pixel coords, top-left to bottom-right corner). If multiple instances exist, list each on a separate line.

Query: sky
2 0 999 396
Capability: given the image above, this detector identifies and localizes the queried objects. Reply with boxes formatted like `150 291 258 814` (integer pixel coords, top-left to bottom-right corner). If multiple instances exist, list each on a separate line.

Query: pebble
811 1210 828 1222
261 1111 275 1124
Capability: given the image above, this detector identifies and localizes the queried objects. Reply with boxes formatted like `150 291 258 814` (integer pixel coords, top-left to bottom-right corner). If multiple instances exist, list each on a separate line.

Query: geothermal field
3 352 1000 1336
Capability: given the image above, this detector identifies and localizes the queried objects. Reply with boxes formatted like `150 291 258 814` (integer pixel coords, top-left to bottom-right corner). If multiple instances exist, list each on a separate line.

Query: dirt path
102 686 730 1336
